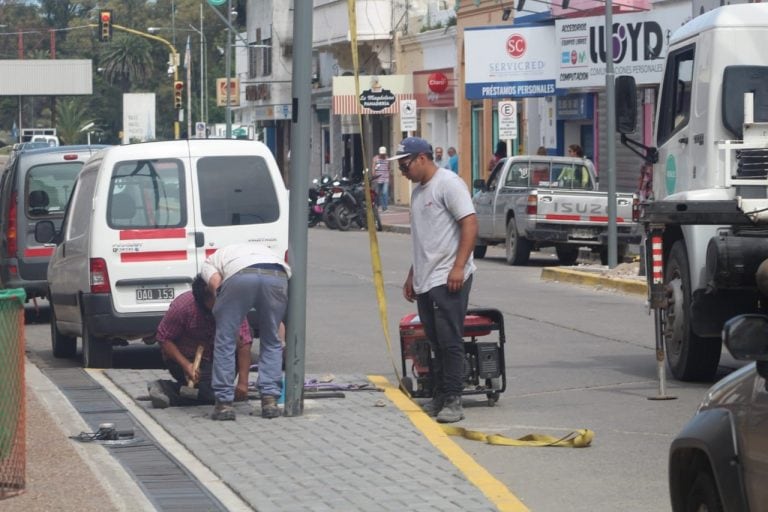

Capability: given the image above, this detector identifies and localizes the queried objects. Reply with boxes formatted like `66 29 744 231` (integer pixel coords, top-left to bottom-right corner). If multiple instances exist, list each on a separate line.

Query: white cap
378 146 387 155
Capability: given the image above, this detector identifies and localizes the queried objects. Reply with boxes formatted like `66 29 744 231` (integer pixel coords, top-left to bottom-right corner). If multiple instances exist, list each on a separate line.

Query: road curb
540 267 647 296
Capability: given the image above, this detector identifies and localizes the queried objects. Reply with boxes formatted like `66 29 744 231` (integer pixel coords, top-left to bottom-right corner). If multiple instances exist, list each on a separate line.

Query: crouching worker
201 242 290 421
147 275 253 408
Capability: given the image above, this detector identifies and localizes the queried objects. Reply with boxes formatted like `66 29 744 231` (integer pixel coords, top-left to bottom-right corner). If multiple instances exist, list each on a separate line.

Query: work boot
147 379 170 409
436 395 464 423
420 394 445 417
211 400 236 421
260 395 281 419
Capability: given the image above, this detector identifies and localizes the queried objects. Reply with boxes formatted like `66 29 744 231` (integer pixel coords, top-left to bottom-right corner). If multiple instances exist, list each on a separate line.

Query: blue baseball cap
389 136 433 161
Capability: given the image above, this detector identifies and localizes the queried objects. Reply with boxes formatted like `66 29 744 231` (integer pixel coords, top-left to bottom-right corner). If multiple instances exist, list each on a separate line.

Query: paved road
22 228 744 511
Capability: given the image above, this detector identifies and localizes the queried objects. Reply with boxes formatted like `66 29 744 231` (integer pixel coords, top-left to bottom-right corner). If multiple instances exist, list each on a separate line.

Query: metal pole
186 37 192 139
225 0 232 139
200 3 204 124
284 0 313 417
605 0 618 268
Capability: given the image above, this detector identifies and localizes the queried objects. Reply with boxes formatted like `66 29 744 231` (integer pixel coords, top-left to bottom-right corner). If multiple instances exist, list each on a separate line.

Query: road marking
368 375 530 512
88 369 252 512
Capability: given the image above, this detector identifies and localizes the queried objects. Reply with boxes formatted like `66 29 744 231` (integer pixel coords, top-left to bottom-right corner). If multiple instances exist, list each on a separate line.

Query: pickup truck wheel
599 245 627 265
505 220 531 265
473 244 488 259
555 245 579 266
82 322 113 368
50 304 76 358
684 470 723 512
664 241 721 381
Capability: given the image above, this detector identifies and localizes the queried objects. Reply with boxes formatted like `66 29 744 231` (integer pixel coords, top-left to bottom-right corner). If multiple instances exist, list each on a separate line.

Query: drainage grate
43 367 227 512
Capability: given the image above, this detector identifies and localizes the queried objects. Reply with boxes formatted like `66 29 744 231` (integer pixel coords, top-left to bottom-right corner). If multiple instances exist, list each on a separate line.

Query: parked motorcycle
322 176 352 229
330 179 382 232
308 176 330 227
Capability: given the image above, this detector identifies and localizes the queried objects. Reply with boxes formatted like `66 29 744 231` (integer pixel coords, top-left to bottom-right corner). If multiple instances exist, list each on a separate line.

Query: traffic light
98 10 113 42
173 81 184 109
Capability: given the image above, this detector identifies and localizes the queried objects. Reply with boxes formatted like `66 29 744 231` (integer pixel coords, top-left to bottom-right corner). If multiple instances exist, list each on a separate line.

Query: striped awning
332 93 415 115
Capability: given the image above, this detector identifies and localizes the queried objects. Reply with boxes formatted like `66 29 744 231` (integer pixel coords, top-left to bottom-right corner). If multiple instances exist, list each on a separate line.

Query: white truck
21 128 58 145
617 4 768 381
472 155 639 265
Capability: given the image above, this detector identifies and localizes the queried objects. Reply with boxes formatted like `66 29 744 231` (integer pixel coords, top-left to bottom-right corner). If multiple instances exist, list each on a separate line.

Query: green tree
99 33 154 92
55 98 92 145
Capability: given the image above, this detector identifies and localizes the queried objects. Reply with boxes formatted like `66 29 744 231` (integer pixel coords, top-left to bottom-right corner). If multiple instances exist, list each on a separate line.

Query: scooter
330 178 382 232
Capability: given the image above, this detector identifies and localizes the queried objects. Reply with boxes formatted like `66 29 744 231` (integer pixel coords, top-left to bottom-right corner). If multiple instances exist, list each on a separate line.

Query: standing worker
372 146 391 211
391 136 478 423
447 147 459 174
433 146 446 168
202 243 290 421
147 275 253 408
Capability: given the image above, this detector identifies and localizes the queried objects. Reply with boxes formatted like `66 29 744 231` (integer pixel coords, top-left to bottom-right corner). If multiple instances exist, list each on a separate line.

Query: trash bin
0 288 26 499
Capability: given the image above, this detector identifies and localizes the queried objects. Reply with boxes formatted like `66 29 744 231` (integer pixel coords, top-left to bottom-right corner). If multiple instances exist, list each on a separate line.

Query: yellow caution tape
441 425 594 448
346 0 406 393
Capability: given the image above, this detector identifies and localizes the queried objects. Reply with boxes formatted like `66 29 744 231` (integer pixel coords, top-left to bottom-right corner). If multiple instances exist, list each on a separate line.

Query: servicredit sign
464 25 558 99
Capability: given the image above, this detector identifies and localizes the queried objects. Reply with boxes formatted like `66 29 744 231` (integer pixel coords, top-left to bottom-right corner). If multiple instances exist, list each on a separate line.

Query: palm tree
56 99 92 145
99 33 154 92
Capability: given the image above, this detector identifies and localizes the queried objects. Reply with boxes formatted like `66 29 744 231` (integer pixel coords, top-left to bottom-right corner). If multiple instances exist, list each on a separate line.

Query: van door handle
194 232 204 247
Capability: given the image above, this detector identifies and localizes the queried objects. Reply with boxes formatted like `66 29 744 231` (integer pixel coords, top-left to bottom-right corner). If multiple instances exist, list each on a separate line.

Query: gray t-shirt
410 168 476 294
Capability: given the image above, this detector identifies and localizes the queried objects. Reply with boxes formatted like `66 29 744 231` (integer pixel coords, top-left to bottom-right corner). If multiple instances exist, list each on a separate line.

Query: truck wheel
555 245 579 266
82 322 113 368
664 241 721 381
505 219 531 265
50 304 76 358
473 244 488 259
684 471 723 512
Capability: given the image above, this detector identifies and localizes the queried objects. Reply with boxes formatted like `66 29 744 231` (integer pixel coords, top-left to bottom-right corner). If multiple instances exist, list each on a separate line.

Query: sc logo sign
506 34 526 59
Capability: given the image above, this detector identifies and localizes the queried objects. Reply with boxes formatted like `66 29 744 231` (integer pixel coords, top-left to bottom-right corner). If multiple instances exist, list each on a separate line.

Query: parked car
0 145 108 300
669 313 768 511
36 139 289 368
472 155 640 265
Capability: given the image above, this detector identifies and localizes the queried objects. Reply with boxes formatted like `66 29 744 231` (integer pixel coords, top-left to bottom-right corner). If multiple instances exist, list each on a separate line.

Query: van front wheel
50 304 76 358
82 323 113 368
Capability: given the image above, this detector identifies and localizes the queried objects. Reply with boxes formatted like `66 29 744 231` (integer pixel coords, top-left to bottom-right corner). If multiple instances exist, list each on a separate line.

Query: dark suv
669 313 768 511
0 145 107 300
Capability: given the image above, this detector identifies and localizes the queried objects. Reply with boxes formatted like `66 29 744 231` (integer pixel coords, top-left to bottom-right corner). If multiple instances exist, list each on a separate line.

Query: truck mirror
722 314 768 362
615 76 637 134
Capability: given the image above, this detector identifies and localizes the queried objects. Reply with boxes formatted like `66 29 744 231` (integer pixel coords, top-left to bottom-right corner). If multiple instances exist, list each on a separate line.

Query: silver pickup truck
472 155 640 265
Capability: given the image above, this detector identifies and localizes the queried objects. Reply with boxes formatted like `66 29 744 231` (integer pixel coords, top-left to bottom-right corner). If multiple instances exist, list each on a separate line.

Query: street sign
498 100 518 140
195 121 206 138
400 99 417 132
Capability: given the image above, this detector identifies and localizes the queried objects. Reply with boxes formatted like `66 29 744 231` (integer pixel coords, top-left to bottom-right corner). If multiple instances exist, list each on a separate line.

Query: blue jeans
376 181 389 209
415 275 473 396
211 269 288 402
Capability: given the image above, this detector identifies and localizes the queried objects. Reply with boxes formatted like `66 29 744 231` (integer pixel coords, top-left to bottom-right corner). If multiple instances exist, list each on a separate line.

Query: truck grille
736 148 768 178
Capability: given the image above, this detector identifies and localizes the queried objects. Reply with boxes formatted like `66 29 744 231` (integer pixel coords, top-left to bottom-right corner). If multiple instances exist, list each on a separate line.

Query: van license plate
136 287 175 301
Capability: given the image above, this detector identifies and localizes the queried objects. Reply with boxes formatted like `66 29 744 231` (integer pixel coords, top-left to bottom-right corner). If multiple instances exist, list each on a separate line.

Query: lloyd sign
555 2 689 88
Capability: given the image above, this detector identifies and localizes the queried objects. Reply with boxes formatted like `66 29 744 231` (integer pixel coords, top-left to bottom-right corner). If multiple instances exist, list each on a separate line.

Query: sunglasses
398 154 420 172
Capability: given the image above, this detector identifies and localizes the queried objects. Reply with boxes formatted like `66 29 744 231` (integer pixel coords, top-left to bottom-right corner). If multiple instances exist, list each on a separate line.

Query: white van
36 139 289 368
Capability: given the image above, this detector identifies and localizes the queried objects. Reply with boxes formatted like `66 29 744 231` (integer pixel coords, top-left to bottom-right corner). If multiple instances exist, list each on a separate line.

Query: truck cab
617 4 768 381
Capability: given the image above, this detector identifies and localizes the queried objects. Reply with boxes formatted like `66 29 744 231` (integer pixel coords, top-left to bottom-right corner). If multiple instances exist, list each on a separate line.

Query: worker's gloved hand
234 382 249 402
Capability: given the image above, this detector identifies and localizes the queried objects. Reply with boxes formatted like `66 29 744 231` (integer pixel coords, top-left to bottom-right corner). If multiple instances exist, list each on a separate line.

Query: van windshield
26 163 83 217
196 155 280 226
107 159 185 229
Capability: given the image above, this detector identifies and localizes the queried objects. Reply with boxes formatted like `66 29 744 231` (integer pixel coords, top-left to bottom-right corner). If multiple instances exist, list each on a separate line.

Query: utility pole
284 0 313 417
605 0 618 268
225 0 232 139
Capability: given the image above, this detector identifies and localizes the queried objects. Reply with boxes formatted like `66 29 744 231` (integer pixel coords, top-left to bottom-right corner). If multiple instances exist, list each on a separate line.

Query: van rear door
187 140 289 266
101 147 198 317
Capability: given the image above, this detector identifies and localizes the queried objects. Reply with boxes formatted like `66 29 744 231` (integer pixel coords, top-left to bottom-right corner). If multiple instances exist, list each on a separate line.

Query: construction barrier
0 289 26 499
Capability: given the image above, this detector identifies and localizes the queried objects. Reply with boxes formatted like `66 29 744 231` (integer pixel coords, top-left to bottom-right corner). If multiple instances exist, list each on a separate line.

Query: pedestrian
447 147 459 174
488 141 506 173
434 146 445 168
567 144 584 158
147 275 253 409
390 136 478 423
372 146 391 211
202 243 290 421
560 144 589 188
536 146 547 156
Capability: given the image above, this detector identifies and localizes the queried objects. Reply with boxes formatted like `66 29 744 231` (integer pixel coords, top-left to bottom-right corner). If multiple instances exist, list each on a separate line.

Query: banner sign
332 75 414 115
464 25 558 99
555 3 690 88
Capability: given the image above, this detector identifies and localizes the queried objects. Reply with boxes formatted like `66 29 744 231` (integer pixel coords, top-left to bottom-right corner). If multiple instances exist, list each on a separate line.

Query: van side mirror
723 314 768 360
34 220 58 244
473 179 486 191
615 76 637 134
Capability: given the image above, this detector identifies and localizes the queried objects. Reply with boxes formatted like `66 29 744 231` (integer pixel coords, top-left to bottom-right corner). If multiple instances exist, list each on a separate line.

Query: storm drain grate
43 367 227 512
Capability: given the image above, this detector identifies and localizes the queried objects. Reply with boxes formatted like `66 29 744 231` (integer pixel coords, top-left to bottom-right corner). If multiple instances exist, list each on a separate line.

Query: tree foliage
0 0 245 145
